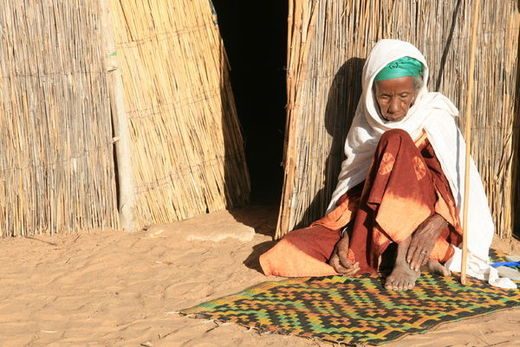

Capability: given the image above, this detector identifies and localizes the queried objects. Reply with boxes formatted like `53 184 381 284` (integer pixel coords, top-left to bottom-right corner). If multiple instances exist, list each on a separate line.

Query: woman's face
374 76 417 122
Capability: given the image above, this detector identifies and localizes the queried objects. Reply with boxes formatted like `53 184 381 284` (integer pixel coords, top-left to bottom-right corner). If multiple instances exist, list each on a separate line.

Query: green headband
374 56 423 82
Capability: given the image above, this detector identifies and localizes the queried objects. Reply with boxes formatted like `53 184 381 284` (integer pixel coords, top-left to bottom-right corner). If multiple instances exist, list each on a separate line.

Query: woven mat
181 252 520 345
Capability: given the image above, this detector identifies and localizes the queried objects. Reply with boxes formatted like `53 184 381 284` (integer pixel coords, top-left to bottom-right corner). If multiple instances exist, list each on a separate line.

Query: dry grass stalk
0 0 119 237
277 0 519 239
109 0 250 228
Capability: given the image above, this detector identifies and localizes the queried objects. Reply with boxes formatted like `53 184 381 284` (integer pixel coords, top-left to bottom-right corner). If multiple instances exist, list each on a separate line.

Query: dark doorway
212 1 288 205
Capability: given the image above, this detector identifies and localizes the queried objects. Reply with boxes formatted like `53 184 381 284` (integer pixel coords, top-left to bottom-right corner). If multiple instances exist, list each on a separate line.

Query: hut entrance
212 1 288 205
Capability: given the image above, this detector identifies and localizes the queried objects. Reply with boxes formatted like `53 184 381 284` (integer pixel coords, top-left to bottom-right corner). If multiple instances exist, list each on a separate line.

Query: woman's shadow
293 57 365 230
244 57 365 272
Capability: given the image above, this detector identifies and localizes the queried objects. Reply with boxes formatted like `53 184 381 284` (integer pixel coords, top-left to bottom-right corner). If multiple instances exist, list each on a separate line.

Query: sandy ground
0 205 519 346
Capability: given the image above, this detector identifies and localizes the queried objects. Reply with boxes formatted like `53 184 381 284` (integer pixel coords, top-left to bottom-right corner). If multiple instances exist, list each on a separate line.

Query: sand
0 205 519 346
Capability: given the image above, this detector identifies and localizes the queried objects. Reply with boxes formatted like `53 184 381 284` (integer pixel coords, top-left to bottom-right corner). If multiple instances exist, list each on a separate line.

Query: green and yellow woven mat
181 254 520 345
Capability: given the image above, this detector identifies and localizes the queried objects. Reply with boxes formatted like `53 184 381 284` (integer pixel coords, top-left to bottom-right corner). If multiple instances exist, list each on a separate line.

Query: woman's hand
406 213 447 271
328 235 360 275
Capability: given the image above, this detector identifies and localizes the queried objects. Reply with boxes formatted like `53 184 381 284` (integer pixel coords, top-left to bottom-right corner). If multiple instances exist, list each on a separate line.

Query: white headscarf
327 39 514 288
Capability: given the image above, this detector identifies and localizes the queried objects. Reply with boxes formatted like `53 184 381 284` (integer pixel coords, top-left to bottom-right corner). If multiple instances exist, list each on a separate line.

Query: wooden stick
100 1 137 232
461 0 481 285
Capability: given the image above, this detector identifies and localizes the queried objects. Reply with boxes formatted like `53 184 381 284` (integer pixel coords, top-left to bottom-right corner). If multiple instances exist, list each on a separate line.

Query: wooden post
100 1 137 232
461 0 481 285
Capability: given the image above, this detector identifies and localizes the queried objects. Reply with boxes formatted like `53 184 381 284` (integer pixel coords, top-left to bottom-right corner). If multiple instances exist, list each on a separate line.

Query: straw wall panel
0 1 119 237
278 0 519 238
110 0 250 227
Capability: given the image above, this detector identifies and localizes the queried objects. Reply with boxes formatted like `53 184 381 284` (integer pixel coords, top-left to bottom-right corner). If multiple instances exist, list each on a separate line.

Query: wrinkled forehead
373 76 416 92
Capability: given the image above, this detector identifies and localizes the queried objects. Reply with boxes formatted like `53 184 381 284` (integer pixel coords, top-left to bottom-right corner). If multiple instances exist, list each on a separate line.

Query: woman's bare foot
385 235 420 290
385 262 420 290
421 259 451 276
386 260 450 290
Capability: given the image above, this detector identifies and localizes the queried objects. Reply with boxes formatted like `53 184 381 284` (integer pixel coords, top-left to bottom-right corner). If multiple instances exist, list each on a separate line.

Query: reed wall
109 0 250 228
277 0 519 239
0 1 118 237
0 0 248 236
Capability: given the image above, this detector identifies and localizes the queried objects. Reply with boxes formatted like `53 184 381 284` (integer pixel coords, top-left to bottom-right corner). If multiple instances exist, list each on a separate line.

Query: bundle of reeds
109 0 250 228
277 0 519 239
0 0 119 237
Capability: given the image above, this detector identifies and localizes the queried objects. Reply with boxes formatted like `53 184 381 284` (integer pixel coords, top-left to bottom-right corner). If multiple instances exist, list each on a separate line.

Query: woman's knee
380 129 411 141
378 129 414 147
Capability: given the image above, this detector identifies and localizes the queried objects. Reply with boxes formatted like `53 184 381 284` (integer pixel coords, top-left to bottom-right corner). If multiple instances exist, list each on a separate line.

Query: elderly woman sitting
260 39 499 290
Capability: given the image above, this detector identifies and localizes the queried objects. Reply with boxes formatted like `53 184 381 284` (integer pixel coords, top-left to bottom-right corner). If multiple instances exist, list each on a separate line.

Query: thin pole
461 0 481 285
100 1 137 232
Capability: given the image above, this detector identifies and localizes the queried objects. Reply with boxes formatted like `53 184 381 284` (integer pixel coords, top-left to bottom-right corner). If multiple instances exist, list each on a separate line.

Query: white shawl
327 39 514 288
